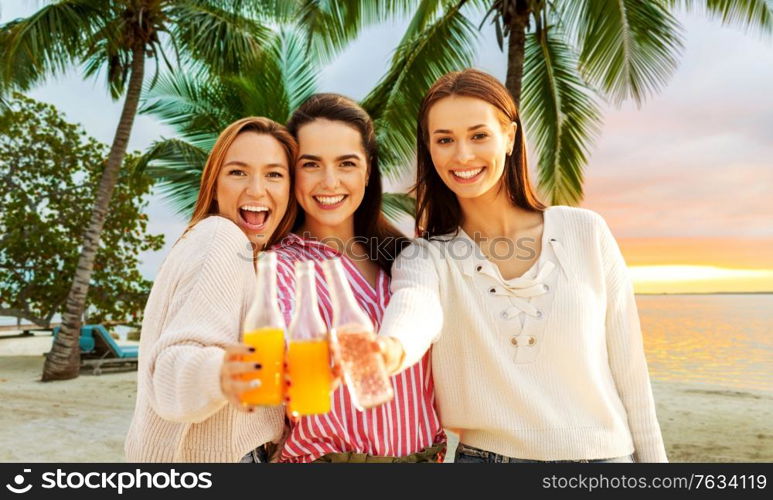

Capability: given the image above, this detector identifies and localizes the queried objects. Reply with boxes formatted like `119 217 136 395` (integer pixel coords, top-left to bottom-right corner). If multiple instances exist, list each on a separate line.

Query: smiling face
427 95 515 200
294 118 368 233
215 131 291 248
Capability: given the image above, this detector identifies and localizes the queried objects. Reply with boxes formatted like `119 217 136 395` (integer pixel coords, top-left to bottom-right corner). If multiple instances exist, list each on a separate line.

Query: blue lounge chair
51 324 138 374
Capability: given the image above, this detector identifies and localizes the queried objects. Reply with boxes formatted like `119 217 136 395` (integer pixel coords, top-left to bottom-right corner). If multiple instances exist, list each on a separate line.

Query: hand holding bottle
324 258 394 411
376 336 405 376
220 343 263 411
238 252 286 407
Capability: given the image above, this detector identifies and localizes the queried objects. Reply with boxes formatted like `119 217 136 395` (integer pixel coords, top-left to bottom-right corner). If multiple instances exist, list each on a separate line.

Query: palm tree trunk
505 8 530 107
41 46 146 381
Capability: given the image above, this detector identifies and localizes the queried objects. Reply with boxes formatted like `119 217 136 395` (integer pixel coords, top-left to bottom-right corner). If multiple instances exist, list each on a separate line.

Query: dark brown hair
286 93 409 273
415 68 545 238
186 116 298 249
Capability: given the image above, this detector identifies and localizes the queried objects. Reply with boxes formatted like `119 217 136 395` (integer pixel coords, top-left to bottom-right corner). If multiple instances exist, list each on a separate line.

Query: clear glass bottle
323 257 393 410
286 261 332 417
240 251 285 406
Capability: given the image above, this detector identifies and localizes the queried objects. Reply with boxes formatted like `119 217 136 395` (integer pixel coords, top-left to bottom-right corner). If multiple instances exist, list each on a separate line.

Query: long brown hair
185 116 298 248
415 68 545 238
286 93 409 273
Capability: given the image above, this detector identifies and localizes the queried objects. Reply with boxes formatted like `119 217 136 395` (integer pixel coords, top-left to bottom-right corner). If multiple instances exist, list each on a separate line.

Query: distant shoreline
2 292 772 327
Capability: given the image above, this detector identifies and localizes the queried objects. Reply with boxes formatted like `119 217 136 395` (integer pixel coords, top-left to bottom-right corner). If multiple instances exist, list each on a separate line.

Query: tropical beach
2 293 771 462
2 340 771 463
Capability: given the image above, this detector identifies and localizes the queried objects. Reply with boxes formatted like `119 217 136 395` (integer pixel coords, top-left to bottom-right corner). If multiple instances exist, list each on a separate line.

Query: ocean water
2 294 771 392
637 294 773 393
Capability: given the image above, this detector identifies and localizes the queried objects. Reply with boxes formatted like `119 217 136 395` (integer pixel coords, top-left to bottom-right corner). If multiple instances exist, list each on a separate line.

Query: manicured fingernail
249 379 262 389
248 407 255 413
248 347 256 353
254 363 262 369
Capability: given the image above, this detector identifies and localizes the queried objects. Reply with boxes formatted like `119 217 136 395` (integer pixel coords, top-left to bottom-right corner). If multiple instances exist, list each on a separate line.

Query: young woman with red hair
125 117 297 462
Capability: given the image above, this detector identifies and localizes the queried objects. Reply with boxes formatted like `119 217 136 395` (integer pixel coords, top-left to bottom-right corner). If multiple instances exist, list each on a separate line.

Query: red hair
185 117 298 248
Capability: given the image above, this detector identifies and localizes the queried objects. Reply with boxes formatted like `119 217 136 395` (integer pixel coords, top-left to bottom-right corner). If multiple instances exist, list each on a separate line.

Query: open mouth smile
239 205 271 231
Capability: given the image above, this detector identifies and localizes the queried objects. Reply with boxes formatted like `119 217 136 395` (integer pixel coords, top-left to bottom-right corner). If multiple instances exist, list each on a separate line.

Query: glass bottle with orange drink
286 261 333 417
240 251 285 406
323 257 394 411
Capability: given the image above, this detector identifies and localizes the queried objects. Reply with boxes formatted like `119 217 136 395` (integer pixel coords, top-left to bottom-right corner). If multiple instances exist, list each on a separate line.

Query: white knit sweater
124 216 284 462
382 206 668 462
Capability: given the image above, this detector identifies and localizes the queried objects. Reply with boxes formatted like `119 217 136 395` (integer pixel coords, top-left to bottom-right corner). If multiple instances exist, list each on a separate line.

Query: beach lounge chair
51 324 138 375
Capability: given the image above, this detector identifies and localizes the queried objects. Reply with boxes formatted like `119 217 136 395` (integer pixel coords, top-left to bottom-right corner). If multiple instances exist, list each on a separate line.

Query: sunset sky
3 3 771 294
574 17 773 294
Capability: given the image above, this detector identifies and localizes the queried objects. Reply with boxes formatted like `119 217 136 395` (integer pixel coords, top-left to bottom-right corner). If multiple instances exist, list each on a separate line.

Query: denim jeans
454 443 634 463
239 445 270 463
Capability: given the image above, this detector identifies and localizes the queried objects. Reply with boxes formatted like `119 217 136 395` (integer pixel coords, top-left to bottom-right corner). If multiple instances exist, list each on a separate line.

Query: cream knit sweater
382 206 668 462
124 216 284 462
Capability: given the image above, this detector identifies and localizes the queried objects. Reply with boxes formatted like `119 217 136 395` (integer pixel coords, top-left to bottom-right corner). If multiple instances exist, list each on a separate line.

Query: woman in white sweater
124 117 297 462
378 69 667 463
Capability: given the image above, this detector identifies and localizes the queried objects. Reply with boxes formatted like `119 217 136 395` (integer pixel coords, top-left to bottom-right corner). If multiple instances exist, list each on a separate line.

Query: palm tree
137 6 478 222
440 0 772 205
136 29 319 215
0 0 279 381
141 0 773 216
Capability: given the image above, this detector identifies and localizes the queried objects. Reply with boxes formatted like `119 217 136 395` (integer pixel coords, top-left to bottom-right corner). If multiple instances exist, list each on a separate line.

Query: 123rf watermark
5 468 212 495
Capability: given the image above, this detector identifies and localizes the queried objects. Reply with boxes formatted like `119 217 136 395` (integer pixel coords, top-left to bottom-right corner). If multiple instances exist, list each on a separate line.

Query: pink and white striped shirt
272 233 445 463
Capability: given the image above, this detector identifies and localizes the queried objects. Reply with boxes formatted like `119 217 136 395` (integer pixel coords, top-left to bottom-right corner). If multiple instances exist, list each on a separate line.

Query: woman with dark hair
125 117 297 462
272 93 446 463
379 69 667 463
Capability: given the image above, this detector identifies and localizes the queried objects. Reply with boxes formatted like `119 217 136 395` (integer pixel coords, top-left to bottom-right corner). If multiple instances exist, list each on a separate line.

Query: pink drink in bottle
323 258 393 410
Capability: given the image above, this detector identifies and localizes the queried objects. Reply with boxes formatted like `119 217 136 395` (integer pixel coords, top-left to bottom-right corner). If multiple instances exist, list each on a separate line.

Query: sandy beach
1 335 771 462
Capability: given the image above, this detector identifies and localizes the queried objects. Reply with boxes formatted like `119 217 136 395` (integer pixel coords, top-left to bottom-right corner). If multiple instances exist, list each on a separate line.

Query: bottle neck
245 253 285 330
324 259 372 330
289 265 326 340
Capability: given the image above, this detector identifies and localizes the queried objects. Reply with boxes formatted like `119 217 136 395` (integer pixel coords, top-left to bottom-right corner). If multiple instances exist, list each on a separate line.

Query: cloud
578 15 773 240
4 6 771 280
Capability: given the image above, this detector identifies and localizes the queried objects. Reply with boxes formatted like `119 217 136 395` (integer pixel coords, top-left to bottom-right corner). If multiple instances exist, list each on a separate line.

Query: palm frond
522 25 602 206
277 29 319 111
139 29 319 211
137 138 210 216
397 0 448 44
151 170 204 216
361 1 477 180
168 0 273 76
227 28 318 122
134 137 210 177
563 0 685 106
0 0 100 91
382 192 417 223
666 0 773 35
81 17 133 99
140 68 232 146
196 0 296 21
296 0 417 63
